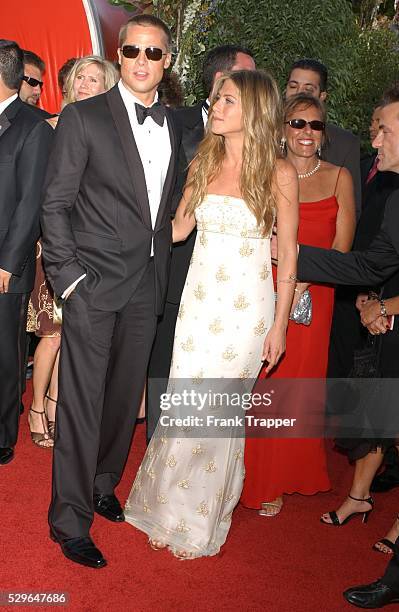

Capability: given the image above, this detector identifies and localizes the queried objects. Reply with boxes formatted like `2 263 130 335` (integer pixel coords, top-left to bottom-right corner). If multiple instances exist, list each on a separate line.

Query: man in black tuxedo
327 103 395 381
41 15 180 568
0 40 53 465
286 58 361 217
146 44 255 438
296 88 399 609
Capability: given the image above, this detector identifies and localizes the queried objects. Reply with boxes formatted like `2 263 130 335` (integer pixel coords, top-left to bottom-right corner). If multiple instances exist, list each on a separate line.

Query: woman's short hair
283 92 327 145
64 55 119 104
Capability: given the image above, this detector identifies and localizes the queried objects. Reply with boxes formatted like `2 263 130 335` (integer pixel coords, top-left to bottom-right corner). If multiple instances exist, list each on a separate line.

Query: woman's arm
172 164 197 243
263 159 299 372
332 166 356 252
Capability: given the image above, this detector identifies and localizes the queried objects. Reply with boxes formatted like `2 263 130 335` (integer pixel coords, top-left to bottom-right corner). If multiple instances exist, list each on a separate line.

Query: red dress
241 195 338 507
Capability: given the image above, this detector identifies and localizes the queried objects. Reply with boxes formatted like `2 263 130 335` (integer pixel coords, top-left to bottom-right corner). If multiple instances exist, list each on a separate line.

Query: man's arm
298 190 399 285
41 104 89 297
0 120 53 278
298 227 399 286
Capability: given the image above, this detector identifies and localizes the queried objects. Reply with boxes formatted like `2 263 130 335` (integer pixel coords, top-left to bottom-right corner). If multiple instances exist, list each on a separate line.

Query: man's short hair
203 45 255 95
22 49 45 73
0 39 24 90
289 58 328 92
380 83 399 107
118 14 172 50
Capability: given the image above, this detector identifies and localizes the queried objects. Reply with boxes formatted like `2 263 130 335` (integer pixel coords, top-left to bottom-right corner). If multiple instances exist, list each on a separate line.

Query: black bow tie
135 102 165 127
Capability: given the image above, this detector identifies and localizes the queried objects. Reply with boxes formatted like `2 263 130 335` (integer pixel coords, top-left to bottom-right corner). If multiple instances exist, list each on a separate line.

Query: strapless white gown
124 194 275 557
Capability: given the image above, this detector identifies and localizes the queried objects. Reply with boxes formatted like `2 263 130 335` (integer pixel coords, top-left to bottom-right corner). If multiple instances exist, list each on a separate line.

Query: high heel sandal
258 498 283 517
28 408 54 449
320 494 374 526
148 539 166 551
172 549 196 560
373 515 399 555
45 394 56 439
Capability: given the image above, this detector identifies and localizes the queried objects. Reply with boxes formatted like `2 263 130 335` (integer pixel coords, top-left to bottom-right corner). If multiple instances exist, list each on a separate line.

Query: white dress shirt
201 98 210 127
62 80 172 299
118 80 171 252
0 92 18 116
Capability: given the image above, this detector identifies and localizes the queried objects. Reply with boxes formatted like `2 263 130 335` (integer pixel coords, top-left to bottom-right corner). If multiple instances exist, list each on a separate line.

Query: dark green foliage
183 0 399 151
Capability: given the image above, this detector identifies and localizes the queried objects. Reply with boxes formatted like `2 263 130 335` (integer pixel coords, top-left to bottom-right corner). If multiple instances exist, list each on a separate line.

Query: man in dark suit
326 103 396 383
0 40 53 466
41 15 180 569
296 87 399 609
285 58 361 217
146 44 255 438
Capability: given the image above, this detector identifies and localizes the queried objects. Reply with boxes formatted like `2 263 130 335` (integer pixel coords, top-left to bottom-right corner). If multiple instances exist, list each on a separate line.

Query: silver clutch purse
289 289 312 326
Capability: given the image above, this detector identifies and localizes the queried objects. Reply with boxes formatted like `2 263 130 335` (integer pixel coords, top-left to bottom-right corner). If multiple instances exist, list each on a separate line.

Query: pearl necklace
297 159 321 179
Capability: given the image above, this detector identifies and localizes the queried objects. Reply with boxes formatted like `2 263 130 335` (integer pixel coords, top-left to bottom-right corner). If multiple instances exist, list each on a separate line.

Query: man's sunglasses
121 45 167 61
22 75 43 89
285 119 325 131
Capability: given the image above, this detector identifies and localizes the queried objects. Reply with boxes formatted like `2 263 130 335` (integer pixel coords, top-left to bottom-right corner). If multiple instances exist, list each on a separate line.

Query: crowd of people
1 12 399 609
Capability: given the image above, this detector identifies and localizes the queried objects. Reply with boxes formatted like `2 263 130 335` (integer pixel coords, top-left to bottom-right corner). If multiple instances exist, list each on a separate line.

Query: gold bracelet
277 274 297 284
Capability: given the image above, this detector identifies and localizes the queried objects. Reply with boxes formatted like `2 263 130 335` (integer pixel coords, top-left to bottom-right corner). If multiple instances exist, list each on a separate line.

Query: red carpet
2 382 399 611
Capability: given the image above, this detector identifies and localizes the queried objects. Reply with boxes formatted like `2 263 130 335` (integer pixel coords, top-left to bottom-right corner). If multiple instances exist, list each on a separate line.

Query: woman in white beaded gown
124 70 299 558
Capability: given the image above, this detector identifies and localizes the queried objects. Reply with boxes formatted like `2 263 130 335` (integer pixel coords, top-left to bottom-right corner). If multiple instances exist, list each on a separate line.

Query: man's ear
164 53 172 70
117 48 122 66
320 91 327 102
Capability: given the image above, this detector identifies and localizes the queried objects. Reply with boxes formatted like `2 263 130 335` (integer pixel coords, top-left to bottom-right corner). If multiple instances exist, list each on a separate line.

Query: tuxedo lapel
154 106 177 230
106 86 152 230
0 97 22 140
0 113 11 139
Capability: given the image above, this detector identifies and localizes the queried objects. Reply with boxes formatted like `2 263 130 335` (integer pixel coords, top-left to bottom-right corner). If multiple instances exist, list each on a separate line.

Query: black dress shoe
0 447 14 465
50 532 107 569
93 494 125 522
371 469 399 493
344 579 399 608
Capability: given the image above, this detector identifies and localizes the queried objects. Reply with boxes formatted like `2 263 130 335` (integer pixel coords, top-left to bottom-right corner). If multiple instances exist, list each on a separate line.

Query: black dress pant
146 300 179 440
0 292 29 448
49 262 157 540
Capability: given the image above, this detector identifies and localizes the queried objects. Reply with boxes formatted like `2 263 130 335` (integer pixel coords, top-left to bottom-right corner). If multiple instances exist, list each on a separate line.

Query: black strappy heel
373 515 399 554
45 394 57 439
320 494 374 526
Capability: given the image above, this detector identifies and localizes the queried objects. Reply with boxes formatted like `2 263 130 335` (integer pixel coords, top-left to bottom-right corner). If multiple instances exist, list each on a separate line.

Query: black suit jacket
166 102 205 304
298 188 399 287
41 85 180 314
0 97 53 293
323 124 361 217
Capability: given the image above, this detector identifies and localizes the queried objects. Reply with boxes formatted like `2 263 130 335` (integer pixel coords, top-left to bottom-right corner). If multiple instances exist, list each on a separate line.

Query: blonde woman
124 70 299 559
27 55 118 447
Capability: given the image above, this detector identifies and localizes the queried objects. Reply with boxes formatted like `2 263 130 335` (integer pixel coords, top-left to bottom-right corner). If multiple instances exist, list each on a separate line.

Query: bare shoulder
321 160 350 179
275 158 297 186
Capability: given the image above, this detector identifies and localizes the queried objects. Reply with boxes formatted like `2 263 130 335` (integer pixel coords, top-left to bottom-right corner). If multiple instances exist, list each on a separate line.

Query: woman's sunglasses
285 119 325 131
22 75 43 89
121 45 167 61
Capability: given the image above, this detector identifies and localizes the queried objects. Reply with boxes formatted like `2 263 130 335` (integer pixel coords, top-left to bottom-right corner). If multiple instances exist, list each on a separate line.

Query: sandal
45 394 57 439
172 549 196 560
148 539 166 551
28 408 53 449
320 494 374 526
373 515 399 554
258 497 283 517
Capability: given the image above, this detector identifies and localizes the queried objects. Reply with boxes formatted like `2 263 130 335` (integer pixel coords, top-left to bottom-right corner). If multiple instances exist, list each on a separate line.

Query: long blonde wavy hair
185 69 282 235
